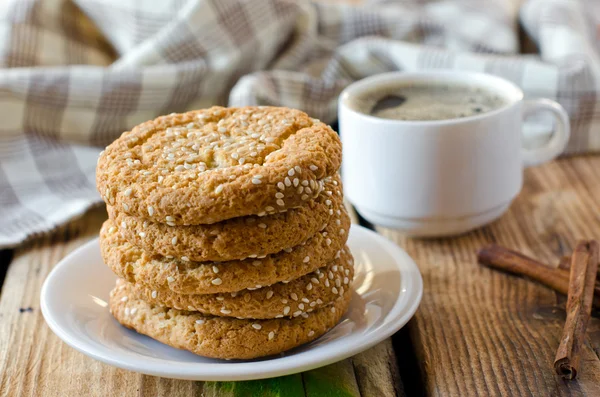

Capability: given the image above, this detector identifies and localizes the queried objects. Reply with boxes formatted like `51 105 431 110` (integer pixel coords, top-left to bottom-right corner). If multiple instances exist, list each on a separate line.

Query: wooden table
1 156 600 396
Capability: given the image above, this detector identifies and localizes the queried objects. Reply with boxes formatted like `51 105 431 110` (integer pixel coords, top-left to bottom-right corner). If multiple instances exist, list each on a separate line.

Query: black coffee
348 82 507 121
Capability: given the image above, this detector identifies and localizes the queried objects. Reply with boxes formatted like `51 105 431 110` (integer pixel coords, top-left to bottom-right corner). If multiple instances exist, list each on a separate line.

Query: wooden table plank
0 209 403 396
377 156 600 396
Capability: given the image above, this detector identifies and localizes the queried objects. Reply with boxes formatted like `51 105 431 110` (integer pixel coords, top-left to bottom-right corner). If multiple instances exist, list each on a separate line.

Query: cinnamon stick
476 245 600 308
554 240 599 379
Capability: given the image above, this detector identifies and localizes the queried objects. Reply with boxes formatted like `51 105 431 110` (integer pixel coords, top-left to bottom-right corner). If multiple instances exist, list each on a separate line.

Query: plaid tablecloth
1 0 599 248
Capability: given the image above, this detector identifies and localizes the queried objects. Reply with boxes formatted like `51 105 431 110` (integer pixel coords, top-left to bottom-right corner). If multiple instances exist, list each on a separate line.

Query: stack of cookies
96 106 353 359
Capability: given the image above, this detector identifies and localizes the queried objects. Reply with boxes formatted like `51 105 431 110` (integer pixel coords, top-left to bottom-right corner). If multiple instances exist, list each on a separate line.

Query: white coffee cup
339 71 570 237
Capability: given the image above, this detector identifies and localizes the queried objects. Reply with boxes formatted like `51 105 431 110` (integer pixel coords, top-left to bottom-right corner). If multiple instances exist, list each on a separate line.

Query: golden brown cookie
100 207 351 294
96 106 342 225
132 247 354 319
108 175 343 262
110 280 352 359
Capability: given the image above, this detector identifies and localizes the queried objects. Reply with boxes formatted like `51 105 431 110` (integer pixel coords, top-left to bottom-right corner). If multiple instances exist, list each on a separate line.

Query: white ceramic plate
41 225 422 381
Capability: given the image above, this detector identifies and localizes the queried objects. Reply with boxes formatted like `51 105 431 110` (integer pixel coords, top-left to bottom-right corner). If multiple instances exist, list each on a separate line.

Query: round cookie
108 175 342 262
132 247 354 319
110 280 352 359
97 106 342 225
100 206 351 294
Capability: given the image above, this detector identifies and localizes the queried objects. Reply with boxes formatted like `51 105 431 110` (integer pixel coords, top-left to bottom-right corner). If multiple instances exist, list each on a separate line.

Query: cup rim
339 71 524 126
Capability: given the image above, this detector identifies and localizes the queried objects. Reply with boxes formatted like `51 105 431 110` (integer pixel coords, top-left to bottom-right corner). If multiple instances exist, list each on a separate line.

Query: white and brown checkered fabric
1 0 599 248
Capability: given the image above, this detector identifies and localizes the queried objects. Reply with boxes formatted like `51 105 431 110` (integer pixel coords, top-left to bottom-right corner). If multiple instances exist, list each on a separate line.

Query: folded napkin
1 0 598 248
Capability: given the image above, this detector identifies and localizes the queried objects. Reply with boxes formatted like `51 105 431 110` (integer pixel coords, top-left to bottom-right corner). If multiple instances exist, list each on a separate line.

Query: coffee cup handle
521 98 570 167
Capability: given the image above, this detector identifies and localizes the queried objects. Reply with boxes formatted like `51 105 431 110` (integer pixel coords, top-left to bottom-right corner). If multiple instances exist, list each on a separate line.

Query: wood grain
377 156 600 396
0 208 403 397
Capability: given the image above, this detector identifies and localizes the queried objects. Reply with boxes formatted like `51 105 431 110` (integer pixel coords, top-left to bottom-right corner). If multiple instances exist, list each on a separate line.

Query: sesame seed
158 176 164 183
122 203 129 211
268 331 275 340
339 287 344 295
275 315 283 318
298 304 305 310
297 186 304 194
339 229 345 235
252 260 261 266
212 278 223 285
345 269 350 276
252 323 262 330
120 296 128 302
293 311 302 317
231 152 239 159
331 307 336 313
130 308 137 315
303 256 310 263
239 158 245 164
336 219 341 225
329 271 334 279
220 308 232 314
301 194 309 200
166 216 175 222
336 278 341 287
258 223 267 229
170 237 177 245
283 306 290 315
123 188 132 197
305 187 312 194
310 301 317 307
108 226 116 234
265 137 276 142
277 182 285 190
293 178 299 187
308 330 315 337
326 238 332 246
167 276 175 283
281 299 288 304
306 283 313 291
252 178 262 185
181 256 190 261
310 165 318 171
311 278 319 284
294 166 301 173
120 221 127 229
288 168 295 177
284 177 291 187
291 293 298 301
302 298 309 303
124 308 130 316
151 291 157 299
139 232 146 238
215 185 224 194
329 209 334 215
276 199 285 206
332 287 338 294
301 180 309 187
275 192 284 199
266 290 274 299
326 200 332 206
265 206 275 211
167 221 176 227
216 296 224 301
196 319 205 325
212 266 219 274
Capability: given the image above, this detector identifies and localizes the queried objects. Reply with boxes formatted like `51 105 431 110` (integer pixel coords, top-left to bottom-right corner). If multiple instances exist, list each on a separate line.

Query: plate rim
41 224 423 381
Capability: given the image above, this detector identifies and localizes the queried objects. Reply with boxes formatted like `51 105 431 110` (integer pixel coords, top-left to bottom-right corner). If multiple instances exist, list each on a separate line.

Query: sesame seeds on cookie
108 175 343 262
99 201 351 294
96 106 342 225
109 280 352 359
130 247 354 319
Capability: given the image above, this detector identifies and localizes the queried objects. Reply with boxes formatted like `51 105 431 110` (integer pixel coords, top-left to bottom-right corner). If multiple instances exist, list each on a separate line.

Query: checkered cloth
1 0 599 248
